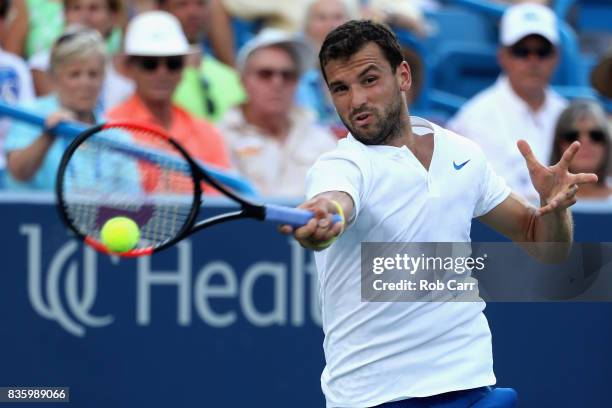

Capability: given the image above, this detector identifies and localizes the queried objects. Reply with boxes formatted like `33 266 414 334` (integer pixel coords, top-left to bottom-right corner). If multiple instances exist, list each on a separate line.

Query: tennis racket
0 101 257 196
55 121 342 257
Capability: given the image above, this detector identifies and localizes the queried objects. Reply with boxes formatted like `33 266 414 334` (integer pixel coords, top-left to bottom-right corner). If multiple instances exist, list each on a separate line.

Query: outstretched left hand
518 139 599 216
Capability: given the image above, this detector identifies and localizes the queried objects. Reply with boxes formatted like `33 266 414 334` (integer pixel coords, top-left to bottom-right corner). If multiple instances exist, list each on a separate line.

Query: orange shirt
108 94 232 195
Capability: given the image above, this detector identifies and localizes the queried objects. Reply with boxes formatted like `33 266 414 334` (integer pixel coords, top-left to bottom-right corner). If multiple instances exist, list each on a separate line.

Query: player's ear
397 61 412 93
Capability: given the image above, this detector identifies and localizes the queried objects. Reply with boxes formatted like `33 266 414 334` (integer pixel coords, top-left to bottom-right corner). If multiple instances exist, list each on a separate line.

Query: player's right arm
280 146 364 251
279 191 353 251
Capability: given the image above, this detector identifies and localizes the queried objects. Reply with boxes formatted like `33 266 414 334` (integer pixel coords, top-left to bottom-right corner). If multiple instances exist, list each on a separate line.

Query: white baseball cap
236 28 313 75
124 11 191 56
500 3 559 47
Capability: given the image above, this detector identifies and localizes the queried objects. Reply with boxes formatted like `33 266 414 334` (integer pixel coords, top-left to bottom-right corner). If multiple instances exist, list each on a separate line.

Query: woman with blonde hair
4 26 106 190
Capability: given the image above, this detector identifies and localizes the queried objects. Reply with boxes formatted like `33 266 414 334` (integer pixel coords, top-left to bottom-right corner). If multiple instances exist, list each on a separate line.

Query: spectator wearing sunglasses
218 29 337 197
550 100 612 199
107 11 231 194
448 3 567 200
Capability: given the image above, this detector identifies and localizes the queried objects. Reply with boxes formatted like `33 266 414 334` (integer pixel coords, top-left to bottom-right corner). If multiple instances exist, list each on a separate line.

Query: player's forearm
528 204 573 262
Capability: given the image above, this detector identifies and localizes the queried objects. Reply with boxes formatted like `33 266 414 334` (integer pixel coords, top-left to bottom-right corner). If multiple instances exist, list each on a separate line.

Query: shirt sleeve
17 62 35 103
473 159 511 218
305 149 366 221
4 120 42 153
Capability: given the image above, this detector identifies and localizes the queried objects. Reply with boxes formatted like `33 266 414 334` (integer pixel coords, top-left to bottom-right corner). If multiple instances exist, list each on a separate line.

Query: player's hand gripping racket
56 122 342 257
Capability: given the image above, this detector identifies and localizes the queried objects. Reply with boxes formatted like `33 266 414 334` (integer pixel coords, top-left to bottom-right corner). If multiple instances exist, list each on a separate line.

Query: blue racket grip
265 204 343 227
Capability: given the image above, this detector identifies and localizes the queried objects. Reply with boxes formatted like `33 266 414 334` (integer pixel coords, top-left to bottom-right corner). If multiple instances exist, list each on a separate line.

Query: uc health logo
21 225 113 337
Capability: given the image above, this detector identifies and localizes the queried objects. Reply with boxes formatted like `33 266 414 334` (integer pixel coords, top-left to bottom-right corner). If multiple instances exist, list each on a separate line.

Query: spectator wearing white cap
107 11 231 195
217 28 337 197
448 3 567 200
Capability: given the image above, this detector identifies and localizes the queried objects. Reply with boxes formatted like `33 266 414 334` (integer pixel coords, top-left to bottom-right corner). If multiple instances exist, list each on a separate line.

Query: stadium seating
398 0 611 121
224 0 612 122
574 0 612 33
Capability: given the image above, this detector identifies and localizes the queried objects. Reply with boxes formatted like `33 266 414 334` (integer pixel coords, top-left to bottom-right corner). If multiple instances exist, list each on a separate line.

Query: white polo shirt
447 76 567 200
0 48 34 170
218 106 337 197
306 117 511 408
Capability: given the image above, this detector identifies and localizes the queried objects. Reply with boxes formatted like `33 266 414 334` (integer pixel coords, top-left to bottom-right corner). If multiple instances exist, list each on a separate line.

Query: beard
340 88 405 146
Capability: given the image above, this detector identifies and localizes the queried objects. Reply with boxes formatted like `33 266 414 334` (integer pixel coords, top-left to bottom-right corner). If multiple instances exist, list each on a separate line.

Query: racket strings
60 125 198 250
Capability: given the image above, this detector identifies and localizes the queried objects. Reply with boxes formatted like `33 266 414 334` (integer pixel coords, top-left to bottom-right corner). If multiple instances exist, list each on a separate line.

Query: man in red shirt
108 10 231 194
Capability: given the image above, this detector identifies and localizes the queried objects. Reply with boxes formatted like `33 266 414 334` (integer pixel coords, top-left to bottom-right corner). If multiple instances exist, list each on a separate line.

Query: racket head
56 121 203 257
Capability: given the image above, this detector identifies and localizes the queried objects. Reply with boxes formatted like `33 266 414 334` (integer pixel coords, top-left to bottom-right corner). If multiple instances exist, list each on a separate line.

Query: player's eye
331 85 348 94
364 76 377 84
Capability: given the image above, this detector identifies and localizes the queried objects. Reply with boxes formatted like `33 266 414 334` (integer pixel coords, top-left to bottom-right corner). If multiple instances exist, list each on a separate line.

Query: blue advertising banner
0 196 611 407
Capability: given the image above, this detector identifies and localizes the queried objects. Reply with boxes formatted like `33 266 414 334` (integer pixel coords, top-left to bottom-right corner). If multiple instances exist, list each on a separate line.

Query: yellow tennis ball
100 217 140 253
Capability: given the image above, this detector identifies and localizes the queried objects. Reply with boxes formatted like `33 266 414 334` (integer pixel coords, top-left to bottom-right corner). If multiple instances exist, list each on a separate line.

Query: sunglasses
56 31 78 45
562 129 607 144
253 68 298 83
509 44 554 59
134 56 184 72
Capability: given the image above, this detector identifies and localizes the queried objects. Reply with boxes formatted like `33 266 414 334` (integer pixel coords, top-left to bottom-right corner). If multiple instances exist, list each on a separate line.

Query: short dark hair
319 20 404 83
0 0 10 19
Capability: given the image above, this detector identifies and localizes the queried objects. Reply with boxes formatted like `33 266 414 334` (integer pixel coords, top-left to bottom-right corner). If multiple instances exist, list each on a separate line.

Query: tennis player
281 20 597 408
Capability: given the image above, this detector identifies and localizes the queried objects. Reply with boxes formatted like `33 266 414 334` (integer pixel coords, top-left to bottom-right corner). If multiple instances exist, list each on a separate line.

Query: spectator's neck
508 80 546 112
242 105 291 141
141 98 173 129
72 111 96 124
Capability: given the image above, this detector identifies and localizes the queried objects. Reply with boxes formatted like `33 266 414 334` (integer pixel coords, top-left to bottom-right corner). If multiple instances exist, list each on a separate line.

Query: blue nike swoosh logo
453 159 470 170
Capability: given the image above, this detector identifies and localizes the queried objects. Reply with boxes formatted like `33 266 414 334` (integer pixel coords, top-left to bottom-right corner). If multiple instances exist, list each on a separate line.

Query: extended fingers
537 184 579 216
45 110 76 129
517 139 541 171
571 172 598 185
278 224 294 235
294 218 319 240
558 141 581 170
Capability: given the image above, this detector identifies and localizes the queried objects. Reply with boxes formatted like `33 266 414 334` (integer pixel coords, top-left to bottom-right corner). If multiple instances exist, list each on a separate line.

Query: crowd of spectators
0 0 610 202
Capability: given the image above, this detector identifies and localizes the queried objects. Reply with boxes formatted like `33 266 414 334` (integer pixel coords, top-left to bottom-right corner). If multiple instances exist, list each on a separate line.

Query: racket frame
56 122 267 256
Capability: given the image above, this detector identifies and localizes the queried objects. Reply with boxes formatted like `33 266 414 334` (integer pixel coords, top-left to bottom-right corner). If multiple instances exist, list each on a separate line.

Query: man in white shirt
447 3 568 200
280 20 597 408
218 29 337 197
0 0 35 186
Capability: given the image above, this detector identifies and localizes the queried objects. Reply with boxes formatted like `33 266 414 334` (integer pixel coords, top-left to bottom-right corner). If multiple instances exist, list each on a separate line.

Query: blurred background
0 0 611 407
